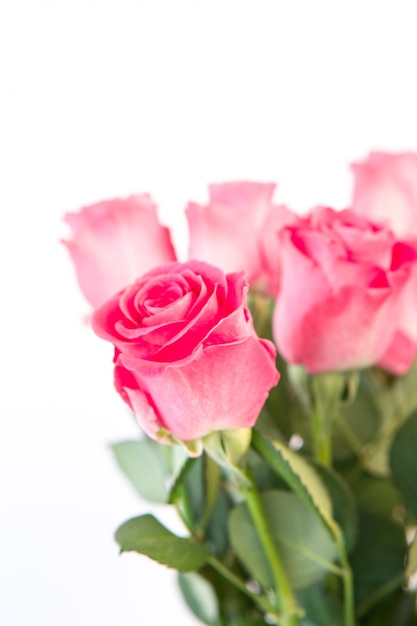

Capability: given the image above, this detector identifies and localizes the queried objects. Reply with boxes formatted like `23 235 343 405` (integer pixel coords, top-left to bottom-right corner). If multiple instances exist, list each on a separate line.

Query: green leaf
351 474 401 519
312 463 357 553
197 455 222 537
332 382 381 461
297 583 344 626
111 439 169 503
205 490 231 556
231 618 266 626
170 457 205 532
229 490 339 590
178 572 220 625
351 512 407 610
253 434 331 514
260 352 308 442
247 448 288 492
361 365 417 477
393 357 417 419
115 514 210 571
252 433 341 545
390 409 417 520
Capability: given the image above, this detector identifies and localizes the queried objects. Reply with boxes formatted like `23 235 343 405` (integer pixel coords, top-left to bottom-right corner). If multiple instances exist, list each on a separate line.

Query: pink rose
259 203 299 296
272 207 417 374
63 195 177 307
92 260 279 444
351 151 417 239
351 152 417 373
186 182 292 294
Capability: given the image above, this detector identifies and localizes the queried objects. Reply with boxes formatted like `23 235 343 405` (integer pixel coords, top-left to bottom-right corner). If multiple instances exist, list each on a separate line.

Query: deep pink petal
128 338 278 441
378 331 417 376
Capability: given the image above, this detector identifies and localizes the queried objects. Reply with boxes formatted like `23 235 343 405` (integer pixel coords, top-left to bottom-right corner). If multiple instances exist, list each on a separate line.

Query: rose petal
351 152 417 239
63 195 177 307
122 338 278 441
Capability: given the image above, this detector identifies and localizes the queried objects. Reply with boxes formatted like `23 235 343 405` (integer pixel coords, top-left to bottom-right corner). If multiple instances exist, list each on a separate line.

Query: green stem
312 401 332 466
207 556 280 618
336 539 355 626
242 472 301 626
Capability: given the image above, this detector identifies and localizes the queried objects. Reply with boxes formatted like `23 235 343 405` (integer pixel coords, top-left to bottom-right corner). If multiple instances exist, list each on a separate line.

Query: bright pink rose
351 151 417 239
272 207 417 374
186 182 292 294
92 260 279 444
63 195 177 307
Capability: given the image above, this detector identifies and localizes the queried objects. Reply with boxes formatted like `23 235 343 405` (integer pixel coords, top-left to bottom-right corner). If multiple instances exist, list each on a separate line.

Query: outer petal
295 286 399 373
120 338 279 441
186 182 276 283
63 195 177 307
351 152 417 238
272 227 332 363
272 210 415 373
259 204 298 296
391 248 417 342
378 331 417 376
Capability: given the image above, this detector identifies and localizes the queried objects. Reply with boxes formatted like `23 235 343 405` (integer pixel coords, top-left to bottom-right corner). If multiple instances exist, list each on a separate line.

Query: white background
1 1 417 624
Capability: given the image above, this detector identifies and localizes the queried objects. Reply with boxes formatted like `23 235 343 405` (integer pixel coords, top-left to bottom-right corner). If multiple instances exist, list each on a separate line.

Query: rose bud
63 195 176 308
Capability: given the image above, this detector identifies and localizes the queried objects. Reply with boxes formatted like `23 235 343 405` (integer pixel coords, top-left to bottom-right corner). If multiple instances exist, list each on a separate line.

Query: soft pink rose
378 243 417 374
351 152 417 373
63 195 177 307
272 207 417 374
259 203 299 296
351 151 417 239
186 182 293 294
92 260 279 444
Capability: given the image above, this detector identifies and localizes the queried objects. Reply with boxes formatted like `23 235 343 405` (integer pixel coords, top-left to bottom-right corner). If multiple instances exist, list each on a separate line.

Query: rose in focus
92 260 279 446
63 195 176 307
273 206 417 374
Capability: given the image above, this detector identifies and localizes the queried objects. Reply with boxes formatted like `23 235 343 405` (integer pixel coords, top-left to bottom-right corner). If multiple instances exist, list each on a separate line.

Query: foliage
111 299 417 626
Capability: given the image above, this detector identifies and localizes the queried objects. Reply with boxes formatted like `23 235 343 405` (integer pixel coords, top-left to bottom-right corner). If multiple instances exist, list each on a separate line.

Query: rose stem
207 556 281 619
311 398 332 466
242 471 301 626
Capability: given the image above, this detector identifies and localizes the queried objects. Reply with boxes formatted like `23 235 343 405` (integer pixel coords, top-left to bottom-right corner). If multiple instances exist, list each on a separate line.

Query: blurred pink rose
63 195 177 307
272 207 417 374
259 203 299 296
186 182 292 294
92 260 279 444
351 151 417 373
351 151 417 239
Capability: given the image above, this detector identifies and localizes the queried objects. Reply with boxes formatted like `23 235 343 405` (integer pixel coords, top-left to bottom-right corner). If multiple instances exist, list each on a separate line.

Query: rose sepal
202 428 252 488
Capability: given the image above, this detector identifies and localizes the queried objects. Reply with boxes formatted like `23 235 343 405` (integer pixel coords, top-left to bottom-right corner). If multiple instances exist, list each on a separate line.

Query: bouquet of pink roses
64 152 417 626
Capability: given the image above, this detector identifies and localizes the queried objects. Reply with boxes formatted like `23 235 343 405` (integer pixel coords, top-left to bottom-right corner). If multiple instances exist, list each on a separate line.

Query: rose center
142 283 184 313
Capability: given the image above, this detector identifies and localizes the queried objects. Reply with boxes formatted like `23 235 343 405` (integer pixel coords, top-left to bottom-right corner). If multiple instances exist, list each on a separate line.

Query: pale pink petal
351 152 417 238
63 195 176 307
186 182 276 284
259 204 298 296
